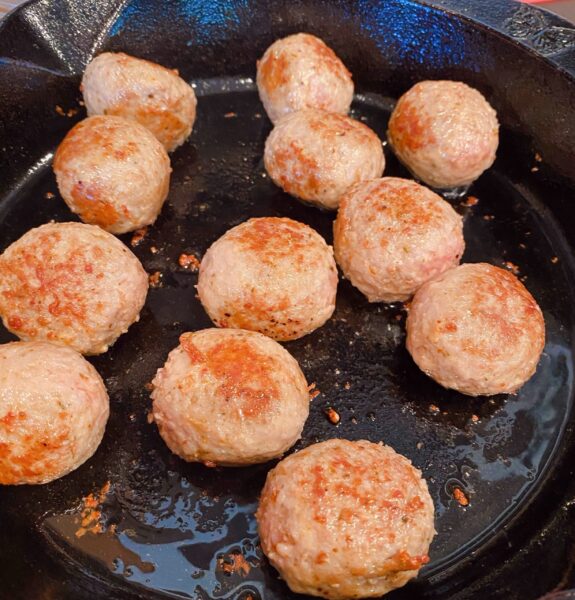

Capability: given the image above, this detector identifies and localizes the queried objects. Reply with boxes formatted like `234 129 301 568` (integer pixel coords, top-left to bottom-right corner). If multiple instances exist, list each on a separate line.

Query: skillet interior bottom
0 79 573 600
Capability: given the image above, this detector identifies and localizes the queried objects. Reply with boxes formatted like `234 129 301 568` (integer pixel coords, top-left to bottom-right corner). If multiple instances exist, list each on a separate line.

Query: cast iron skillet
1 0 575 598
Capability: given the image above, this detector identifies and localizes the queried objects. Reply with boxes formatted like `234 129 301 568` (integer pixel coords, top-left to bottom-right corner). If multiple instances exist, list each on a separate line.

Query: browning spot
258 50 290 90
70 181 120 229
0 415 70 484
180 333 279 418
389 97 435 152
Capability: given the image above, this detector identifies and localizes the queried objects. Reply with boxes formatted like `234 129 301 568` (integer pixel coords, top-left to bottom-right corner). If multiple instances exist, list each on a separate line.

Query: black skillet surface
1 1 575 599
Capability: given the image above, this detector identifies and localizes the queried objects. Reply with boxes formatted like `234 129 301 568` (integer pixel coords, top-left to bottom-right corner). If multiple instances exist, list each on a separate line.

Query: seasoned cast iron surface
1 1 575 599
0 82 573 600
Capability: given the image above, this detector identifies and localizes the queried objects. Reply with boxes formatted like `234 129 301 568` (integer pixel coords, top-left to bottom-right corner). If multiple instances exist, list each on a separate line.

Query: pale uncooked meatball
333 177 464 302
0 222 148 355
152 328 309 466
257 439 435 599
81 51 197 152
54 115 171 234
198 217 337 341
0 341 109 485
264 109 385 210
257 33 354 124
388 81 499 189
406 263 545 396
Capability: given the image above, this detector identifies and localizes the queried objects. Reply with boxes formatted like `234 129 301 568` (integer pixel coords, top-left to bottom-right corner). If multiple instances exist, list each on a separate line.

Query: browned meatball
406 263 545 395
151 329 309 466
0 222 148 355
0 341 109 485
82 52 197 152
257 33 354 123
388 81 499 188
257 439 435 599
54 115 171 234
265 109 385 210
333 177 464 302
197 217 338 341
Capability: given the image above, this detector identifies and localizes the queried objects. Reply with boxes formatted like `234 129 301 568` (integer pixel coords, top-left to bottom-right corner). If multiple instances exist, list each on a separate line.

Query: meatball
0 341 109 485
264 109 385 210
333 177 464 302
257 33 354 124
81 51 197 152
53 115 171 234
388 80 499 189
152 328 309 466
197 217 338 341
406 263 545 396
0 222 148 355
257 439 435 599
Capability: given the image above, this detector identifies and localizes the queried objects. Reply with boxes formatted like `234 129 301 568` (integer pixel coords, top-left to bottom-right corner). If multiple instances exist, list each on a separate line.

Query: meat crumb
67 108 78 118
462 195 479 207
429 404 440 414
534 152 542 162
149 271 163 288
45 191 55 200
344 382 351 390
131 227 148 247
178 253 201 271
78 99 85 107
483 214 495 221
147 412 154 424
551 256 559 264
503 261 520 275
453 487 469 507
75 481 111 538
416 441 424 450
519 243 527 250
224 112 238 118
308 382 320 400
325 407 340 425
150 246 159 254
55 105 65 116
471 414 479 423
217 552 251 576
531 166 539 173
144 382 154 392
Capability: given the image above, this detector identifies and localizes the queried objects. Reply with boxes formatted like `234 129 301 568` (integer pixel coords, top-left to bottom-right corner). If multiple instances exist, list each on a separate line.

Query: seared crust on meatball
54 115 171 234
388 81 499 188
406 263 545 396
82 52 197 152
333 177 464 302
257 33 354 123
197 217 338 341
151 329 310 466
265 109 385 210
0 222 148 355
0 341 109 485
256 439 435 599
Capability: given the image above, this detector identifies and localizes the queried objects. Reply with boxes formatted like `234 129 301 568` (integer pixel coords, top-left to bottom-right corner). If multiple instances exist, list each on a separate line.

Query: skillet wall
1 0 575 598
